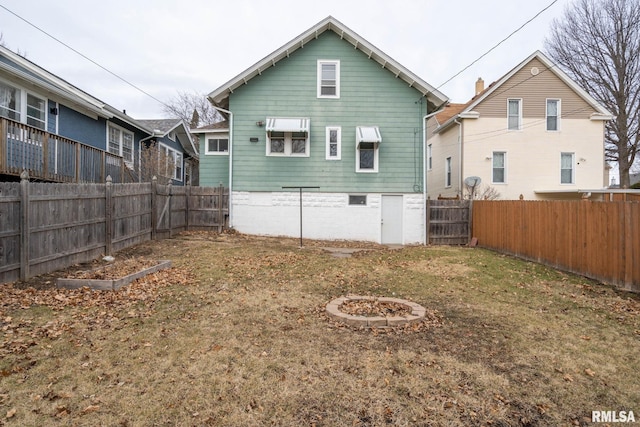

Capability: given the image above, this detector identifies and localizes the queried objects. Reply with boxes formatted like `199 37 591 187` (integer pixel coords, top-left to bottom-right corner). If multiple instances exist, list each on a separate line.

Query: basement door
381 195 403 244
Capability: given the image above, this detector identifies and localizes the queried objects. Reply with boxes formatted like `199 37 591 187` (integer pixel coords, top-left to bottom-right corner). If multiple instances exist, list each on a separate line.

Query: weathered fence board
426 199 470 245
0 176 228 284
472 200 640 293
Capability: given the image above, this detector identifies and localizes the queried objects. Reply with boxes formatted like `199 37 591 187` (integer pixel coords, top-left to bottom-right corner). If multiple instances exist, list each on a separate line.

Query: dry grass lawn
1 231 639 426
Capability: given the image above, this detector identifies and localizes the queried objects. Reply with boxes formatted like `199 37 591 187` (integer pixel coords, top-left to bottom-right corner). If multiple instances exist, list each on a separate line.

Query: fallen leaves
0 266 196 357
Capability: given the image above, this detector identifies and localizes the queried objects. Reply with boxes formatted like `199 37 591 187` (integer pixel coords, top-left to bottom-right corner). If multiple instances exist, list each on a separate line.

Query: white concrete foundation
230 191 425 244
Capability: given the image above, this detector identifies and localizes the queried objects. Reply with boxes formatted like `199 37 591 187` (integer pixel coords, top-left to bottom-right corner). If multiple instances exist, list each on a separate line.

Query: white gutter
454 119 463 198
211 105 234 227
423 106 446 245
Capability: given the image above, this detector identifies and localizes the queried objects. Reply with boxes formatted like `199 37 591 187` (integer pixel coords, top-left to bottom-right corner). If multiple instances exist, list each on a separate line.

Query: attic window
317 60 340 98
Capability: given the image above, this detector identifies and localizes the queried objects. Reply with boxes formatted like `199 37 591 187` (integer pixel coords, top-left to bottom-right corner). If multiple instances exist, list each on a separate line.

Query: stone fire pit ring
325 295 427 328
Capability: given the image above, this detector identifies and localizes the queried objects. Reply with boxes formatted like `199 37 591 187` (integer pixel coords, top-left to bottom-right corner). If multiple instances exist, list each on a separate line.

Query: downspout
423 105 447 245
211 105 234 228
454 119 463 198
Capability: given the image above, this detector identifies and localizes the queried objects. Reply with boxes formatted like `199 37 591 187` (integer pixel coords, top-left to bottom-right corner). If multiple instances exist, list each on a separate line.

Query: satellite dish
464 176 482 187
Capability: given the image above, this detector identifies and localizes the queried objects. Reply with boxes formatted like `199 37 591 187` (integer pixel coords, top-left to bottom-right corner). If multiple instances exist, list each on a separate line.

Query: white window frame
507 98 522 131
445 157 452 187
160 143 183 182
0 78 47 130
427 143 432 171
317 60 340 99
546 99 561 131
205 137 229 155
560 152 574 184
492 151 507 184
356 142 379 173
266 131 310 157
107 123 134 165
325 126 341 160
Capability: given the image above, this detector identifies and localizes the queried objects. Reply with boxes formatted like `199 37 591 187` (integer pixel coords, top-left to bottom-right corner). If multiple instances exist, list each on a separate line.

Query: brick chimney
475 77 485 96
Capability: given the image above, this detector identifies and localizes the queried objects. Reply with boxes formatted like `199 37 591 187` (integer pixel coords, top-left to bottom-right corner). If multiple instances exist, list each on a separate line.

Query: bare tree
161 91 221 129
463 182 501 200
545 0 640 188
139 141 176 185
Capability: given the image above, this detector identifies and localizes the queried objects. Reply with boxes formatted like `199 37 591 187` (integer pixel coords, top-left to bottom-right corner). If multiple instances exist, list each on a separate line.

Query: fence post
19 170 30 281
167 182 173 238
185 183 191 231
105 175 113 256
151 176 157 240
425 197 431 245
75 142 81 183
218 184 224 233
468 199 473 244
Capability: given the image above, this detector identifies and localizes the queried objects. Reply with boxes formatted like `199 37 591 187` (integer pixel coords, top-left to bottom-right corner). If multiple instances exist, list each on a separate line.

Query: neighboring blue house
137 119 199 185
0 45 197 185
202 16 447 244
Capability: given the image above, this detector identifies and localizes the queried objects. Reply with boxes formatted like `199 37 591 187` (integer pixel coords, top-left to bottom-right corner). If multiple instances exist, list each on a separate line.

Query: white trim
0 77 47 130
560 152 575 185
507 98 522 131
159 142 183 182
205 137 230 156
492 151 507 184
546 98 561 131
325 126 341 160
266 130 310 157
107 122 134 166
317 60 340 99
207 16 448 108
356 140 379 173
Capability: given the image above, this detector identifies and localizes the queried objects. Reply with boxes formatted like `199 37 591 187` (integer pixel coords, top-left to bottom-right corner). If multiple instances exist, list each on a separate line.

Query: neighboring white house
427 50 612 200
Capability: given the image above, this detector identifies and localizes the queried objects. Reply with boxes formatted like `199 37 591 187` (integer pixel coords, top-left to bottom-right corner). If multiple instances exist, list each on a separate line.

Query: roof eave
207 16 448 108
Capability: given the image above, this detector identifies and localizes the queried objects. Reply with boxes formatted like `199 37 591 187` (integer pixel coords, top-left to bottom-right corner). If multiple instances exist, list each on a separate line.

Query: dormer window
317 60 340 98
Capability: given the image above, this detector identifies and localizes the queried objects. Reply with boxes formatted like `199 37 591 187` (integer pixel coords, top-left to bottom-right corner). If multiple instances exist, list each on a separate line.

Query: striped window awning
356 126 382 146
266 117 310 133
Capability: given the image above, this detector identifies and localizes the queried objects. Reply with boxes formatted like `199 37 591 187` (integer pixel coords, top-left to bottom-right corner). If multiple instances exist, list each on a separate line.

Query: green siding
199 137 230 187
214 31 427 193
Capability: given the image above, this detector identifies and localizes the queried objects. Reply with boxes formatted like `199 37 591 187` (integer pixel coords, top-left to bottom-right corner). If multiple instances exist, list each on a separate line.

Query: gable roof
434 50 613 133
0 45 153 134
208 16 448 110
190 120 229 133
138 118 199 158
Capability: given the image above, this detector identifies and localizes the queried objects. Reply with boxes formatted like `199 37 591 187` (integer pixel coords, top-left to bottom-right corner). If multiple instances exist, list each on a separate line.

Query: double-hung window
427 143 433 170
107 124 134 164
445 157 452 187
356 126 381 173
507 99 522 130
266 117 310 156
492 152 506 184
160 143 183 181
317 60 340 98
326 126 341 160
206 138 229 155
0 80 47 130
560 152 574 184
546 99 560 131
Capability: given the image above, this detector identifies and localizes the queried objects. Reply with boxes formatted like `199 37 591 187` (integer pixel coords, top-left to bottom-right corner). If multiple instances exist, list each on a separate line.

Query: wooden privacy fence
426 199 470 245
472 200 640 293
0 173 228 284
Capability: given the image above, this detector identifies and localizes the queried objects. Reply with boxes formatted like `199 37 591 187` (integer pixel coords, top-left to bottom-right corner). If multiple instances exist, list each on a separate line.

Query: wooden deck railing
0 117 135 183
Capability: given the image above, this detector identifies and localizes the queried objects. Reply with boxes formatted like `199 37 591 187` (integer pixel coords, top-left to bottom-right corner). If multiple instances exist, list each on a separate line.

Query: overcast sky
0 0 573 119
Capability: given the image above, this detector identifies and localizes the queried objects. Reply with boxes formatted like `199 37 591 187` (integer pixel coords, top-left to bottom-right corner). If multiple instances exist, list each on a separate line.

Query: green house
202 16 447 244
